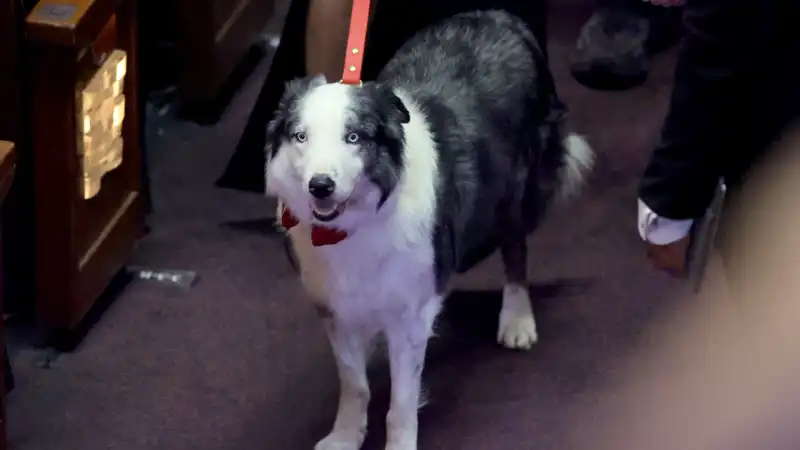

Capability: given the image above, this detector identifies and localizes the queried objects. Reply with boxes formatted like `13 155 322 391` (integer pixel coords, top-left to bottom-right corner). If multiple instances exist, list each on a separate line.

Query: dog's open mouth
311 199 346 222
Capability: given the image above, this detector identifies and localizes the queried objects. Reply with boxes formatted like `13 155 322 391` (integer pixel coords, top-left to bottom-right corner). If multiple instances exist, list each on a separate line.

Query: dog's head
265 75 410 229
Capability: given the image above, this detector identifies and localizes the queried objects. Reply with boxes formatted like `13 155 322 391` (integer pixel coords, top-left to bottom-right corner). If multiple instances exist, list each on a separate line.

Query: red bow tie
281 207 349 246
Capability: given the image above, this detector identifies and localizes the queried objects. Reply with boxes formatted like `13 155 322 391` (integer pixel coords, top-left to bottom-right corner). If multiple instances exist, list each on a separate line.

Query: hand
646 235 691 278
642 0 685 6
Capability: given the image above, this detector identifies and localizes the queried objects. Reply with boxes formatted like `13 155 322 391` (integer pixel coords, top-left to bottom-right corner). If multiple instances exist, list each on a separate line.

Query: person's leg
570 0 682 90
306 0 381 80
305 0 352 81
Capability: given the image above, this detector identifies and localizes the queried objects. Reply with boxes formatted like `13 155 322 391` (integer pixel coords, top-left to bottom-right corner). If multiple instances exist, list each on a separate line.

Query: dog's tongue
281 207 348 246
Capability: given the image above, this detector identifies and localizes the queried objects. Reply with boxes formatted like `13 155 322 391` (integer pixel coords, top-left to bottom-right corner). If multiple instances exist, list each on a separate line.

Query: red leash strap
340 0 371 85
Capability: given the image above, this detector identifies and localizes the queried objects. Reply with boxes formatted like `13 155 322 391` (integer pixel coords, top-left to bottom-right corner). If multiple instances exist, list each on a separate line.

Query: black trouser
4 346 12 393
217 0 549 194
596 0 653 11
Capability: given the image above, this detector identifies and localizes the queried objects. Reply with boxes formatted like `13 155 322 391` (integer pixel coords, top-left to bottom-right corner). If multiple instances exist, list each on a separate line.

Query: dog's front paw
315 429 365 450
385 435 417 450
497 285 538 350
497 312 538 350
385 412 418 450
385 443 417 450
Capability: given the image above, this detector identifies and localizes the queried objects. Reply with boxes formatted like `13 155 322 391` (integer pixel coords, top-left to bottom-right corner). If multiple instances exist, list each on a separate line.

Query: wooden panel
0 141 15 450
0 0 23 144
173 0 275 103
26 0 117 48
0 143 14 201
26 0 143 333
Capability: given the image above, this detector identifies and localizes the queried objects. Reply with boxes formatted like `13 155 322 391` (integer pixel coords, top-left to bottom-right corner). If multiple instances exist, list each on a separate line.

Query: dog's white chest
287 224 436 323
286 225 332 301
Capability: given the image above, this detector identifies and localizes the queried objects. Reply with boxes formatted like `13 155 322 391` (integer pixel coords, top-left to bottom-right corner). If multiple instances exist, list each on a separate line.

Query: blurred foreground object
570 132 800 449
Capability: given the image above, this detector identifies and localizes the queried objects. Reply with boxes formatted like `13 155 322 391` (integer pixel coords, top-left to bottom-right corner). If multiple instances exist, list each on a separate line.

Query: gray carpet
7 3 686 449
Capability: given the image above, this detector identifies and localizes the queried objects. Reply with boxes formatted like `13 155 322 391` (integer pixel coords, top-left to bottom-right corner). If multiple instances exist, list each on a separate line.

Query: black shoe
570 6 681 91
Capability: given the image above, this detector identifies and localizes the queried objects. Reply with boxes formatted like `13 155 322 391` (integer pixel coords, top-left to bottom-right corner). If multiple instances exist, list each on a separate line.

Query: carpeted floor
7 2 689 449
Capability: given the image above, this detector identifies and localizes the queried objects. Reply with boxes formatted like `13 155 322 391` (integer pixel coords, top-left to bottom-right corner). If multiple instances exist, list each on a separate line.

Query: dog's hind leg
497 213 539 350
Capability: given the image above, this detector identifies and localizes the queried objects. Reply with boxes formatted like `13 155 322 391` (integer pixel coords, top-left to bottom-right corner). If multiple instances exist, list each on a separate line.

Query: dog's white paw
498 312 538 349
315 430 365 450
497 285 538 350
385 444 416 450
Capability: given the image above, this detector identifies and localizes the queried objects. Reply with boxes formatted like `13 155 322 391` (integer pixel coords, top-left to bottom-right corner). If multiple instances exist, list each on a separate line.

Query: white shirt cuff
637 199 694 245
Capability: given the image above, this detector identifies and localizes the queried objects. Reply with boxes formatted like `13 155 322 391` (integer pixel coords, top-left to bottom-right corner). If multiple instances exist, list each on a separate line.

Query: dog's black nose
308 174 336 199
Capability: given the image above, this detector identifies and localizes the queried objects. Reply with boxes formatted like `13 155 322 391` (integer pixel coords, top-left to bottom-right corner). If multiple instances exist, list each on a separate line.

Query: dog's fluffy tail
556 133 594 201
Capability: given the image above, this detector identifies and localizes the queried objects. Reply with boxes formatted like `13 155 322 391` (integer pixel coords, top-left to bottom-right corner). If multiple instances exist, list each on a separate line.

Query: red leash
281 0 371 246
340 0 371 85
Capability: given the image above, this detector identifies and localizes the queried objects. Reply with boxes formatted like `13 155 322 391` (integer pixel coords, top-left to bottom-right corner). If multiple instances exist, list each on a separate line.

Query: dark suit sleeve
638 0 759 220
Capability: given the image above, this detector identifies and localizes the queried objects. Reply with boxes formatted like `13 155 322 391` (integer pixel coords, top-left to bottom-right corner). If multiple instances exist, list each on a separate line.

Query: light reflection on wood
77 49 127 199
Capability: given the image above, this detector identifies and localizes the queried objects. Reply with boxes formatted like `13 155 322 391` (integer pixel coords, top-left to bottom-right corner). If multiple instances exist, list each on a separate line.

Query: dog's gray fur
379 11 575 291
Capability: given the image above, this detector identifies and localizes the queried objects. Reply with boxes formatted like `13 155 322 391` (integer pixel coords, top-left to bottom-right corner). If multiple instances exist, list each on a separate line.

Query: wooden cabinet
24 0 144 346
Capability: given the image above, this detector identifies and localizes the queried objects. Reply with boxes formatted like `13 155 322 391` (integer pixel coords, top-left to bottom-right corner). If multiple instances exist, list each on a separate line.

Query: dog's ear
386 89 410 125
370 83 410 125
265 107 287 160
383 89 410 125
359 83 408 209
265 74 328 157
365 83 410 152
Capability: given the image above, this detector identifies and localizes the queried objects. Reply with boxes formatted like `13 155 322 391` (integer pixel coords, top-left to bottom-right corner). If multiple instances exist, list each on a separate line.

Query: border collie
265 10 593 450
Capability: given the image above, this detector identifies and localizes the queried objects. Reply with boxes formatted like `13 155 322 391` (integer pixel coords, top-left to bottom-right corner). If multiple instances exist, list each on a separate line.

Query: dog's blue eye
346 132 359 144
293 131 307 142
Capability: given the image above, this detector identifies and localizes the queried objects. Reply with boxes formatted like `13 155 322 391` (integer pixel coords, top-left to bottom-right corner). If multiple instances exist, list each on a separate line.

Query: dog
265 10 593 450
